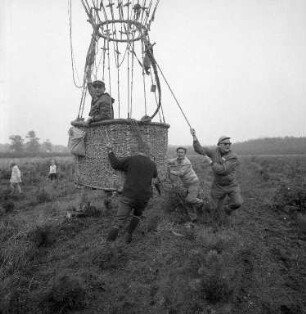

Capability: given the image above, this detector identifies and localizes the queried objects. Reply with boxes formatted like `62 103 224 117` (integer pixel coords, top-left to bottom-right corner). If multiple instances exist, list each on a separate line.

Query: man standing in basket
190 128 243 216
106 142 160 244
85 80 115 124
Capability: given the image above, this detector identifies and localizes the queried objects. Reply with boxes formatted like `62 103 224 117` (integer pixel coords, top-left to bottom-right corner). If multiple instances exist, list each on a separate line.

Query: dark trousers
113 195 148 229
211 182 243 212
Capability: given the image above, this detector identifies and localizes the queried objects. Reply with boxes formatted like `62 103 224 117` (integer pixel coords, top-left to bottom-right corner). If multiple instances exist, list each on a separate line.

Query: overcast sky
0 0 305 146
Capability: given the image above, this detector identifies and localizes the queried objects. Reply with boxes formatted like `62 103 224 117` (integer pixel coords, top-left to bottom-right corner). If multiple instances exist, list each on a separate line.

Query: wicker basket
70 119 170 190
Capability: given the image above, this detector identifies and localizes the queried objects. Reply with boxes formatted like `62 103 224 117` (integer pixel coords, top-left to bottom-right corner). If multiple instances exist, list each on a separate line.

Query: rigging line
129 0 135 20
78 87 88 118
118 46 129 67
143 0 152 26
129 119 144 146
91 0 102 24
142 41 148 115
95 42 104 77
128 19 137 118
102 38 106 80
117 0 124 41
100 0 108 20
68 0 83 88
107 0 116 46
140 0 147 22
155 61 192 128
81 0 91 17
107 36 112 96
117 59 121 117
93 36 100 79
127 41 131 118
82 0 96 26
112 31 120 68
125 1 132 118
130 40 135 118
142 70 147 115
150 71 165 122
148 0 159 27
112 41 121 117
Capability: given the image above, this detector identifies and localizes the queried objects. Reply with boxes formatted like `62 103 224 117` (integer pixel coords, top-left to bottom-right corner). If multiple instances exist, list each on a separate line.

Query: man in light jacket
168 147 203 221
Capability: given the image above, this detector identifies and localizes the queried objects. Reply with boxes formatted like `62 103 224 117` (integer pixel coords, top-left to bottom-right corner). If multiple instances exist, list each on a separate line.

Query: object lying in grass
66 203 100 218
171 222 195 237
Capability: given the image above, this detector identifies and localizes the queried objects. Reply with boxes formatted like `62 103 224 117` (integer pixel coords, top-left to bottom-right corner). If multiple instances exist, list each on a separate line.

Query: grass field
0 154 305 314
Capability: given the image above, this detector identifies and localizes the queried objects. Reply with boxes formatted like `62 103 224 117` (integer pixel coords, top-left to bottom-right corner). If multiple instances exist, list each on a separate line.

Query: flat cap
92 80 105 87
217 136 231 145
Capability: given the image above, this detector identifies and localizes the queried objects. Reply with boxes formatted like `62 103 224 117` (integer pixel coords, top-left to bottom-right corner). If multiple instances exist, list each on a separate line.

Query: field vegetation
0 153 305 313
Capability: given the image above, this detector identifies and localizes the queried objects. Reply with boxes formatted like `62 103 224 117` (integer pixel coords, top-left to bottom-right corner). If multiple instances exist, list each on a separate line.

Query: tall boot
126 216 140 243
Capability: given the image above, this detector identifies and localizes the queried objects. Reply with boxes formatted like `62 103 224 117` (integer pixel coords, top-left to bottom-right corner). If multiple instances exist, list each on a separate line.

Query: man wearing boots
190 129 243 216
106 142 159 243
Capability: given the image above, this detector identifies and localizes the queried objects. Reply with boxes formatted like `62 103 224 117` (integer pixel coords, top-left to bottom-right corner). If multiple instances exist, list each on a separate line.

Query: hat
217 136 231 145
92 80 105 87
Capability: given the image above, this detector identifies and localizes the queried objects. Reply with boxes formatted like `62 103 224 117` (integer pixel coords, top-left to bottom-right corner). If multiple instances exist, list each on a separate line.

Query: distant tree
9 135 24 153
41 139 53 153
25 130 40 154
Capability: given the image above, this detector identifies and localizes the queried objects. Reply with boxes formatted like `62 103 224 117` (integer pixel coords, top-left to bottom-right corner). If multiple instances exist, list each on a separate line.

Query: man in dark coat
106 142 159 243
86 80 114 124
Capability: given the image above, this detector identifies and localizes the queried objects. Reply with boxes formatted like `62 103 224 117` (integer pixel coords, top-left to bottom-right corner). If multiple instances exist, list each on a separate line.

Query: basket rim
71 118 170 128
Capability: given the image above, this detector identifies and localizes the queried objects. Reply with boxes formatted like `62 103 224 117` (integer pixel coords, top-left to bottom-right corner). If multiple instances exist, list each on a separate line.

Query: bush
271 181 306 214
36 189 52 203
42 274 87 313
1 200 15 214
199 250 233 304
27 225 55 248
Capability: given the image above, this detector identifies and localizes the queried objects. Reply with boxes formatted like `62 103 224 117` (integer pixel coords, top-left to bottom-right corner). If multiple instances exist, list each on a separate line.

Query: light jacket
168 156 199 187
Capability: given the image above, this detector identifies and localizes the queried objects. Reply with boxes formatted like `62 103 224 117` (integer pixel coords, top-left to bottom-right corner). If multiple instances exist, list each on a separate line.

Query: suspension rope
78 87 87 118
114 42 121 117
150 71 165 122
140 0 147 23
68 0 83 89
142 71 147 116
130 41 135 118
155 61 192 128
142 42 148 115
129 119 145 147
95 41 104 78
106 36 112 96
102 39 107 80
143 0 153 26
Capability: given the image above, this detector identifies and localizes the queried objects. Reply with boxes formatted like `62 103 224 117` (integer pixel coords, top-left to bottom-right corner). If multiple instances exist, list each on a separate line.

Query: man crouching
106 142 159 244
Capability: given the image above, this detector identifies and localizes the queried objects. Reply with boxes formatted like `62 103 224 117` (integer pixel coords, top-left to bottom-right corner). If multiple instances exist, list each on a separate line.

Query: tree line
168 136 306 156
1 133 305 157
0 131 69 157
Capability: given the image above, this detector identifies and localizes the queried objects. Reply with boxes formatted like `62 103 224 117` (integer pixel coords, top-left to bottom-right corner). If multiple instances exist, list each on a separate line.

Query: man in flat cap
85 80 115 125
190 129 243 216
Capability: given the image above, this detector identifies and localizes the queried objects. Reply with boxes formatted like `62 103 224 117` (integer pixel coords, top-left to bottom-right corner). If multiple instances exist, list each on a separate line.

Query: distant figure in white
10 162 22 194
48 159 58 181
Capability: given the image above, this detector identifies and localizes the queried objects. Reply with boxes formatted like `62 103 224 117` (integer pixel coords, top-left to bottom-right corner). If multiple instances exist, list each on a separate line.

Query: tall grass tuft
36 188 53 203
27 224 55 248
42 274 87 313
199 250 233 304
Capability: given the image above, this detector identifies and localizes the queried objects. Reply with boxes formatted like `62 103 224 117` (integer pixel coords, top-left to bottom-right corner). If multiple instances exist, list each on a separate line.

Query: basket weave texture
71 119 170 190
